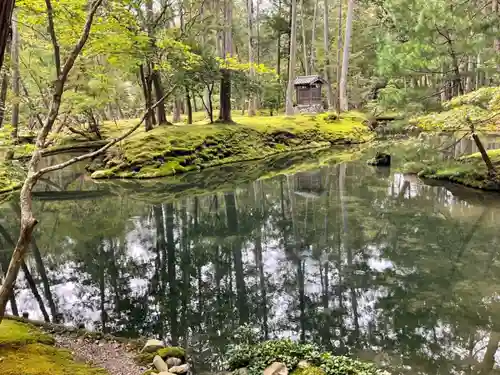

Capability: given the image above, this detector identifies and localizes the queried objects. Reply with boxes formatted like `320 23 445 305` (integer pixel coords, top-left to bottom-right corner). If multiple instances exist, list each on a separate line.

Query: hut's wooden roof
293 75 327 86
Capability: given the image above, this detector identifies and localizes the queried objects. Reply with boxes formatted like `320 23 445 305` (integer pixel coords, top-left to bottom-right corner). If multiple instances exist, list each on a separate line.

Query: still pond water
1 138 500 374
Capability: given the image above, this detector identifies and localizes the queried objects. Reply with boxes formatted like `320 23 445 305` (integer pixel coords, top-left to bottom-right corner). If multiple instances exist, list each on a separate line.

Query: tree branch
45 0 61 76
35 86 177 177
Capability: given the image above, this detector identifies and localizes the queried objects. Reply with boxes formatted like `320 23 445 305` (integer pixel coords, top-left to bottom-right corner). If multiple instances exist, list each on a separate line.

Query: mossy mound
226 339 385 375
409 149 500 191
89 113 370 179
134 346 186 365
411 87 500 132
0 320 106 375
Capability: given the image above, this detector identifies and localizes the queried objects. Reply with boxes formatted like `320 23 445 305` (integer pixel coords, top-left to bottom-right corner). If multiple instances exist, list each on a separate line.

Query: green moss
0 162 24 193
291 366 326 375
0 320 55 348
134 346 186 365
0 320 106 375
91 113 371 179
0 343 107 375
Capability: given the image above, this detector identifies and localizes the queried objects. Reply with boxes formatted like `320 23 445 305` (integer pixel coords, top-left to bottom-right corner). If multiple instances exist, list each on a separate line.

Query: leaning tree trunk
0 0 14 72
339 0 353 112
285 0 298 116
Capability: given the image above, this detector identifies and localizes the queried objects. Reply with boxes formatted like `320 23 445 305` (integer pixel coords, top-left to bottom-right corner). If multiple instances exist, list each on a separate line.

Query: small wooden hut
293 75 327 106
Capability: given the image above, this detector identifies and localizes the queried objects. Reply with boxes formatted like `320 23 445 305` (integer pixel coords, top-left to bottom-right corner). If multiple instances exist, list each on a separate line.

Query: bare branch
45 0 61 76
36 86 177 177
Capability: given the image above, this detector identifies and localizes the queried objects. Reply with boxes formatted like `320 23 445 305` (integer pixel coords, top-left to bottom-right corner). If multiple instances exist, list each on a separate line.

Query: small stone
297 361 311 369
158 372 174 375
169 364 190 374
153 355 169 372
233 368 248 375
264 362 288 375
142 339 166 353
166 357 183 368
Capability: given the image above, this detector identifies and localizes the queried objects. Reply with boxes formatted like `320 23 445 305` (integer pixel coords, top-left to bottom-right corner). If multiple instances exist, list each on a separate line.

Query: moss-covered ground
89 112 371 179
404 149 500 191
0 319 107 375
411 87 500 132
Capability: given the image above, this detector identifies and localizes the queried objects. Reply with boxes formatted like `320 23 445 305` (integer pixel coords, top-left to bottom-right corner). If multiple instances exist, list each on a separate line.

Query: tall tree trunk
0 71 8 128
140 65 154 131
152 70 169 125
285 0 298 115
300 0 308 76
185 87 193 124
310 0 319 73
339 0 353 112
219 0 233 122
323 0 334 109
11 9 20 141
335 0 342 113
173 100 181 122
247 0 256 116
465 55 474 93
0 0 14 72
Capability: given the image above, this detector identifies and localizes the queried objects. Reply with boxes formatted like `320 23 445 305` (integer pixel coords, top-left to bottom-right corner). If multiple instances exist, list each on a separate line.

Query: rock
297 361 311 369
233 368 248 375
367 152 391 167
264 362 288 375
142 339 166 353
158 372 174 375
169 364 190 374
166 357 183 368
153 355 169 372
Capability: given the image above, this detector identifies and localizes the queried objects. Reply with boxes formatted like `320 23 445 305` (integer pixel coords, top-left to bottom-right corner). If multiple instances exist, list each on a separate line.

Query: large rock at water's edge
142 339 166 353
264 362 288 375
154 355 169 372
166 357 183 368
169 364 190 374
297 361 311 369
367 152 391 167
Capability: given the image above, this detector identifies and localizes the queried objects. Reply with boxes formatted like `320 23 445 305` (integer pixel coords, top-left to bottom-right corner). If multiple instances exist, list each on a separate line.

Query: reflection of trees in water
1 161 500 374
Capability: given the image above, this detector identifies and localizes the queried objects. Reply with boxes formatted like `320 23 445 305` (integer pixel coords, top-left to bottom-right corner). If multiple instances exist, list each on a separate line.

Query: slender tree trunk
219 0 233 122
173 100 181 123
11 9 20 141
21 262 50 322
285 0 298 115
323 0 334 109
140 65 154 131
165 203 179 345
0 71 8 128
339 0 353 112
185 87 192 124
335 0 342 113
31 239 59 321
310 0 318 73
0 0 14 72
152 70 169 125
300 0 308 76
465 56 474 93
247 0 256 116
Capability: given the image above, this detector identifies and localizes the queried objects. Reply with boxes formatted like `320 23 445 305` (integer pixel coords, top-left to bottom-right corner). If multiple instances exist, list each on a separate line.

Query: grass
411 149 500 191
90 112 371 179
0 319 107 375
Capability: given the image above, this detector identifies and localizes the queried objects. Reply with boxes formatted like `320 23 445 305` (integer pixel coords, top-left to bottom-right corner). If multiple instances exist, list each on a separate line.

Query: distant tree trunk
300 0 308 76
219 0 233 122
140 65 154 131
465 56 474 93
152 70 169 125
335 0 342 113
323 0 334 109
285 0 297 116
247 0 256 116
0 71 8 128
11 9 20 141
276 0 282 77
310 0 318 73
0 0 14 72
173 100 181 122
339 0 353 112
192 93 198 112
185 87 192 124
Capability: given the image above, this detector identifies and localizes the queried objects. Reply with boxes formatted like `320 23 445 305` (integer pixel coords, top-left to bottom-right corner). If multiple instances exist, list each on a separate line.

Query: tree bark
323 0 334 109
185 87 192 124
339 0 353 112
152 70 169 125
0 70 8 128
11 9 20 141
247 0 256 116
173 99 181 122
219 0 233 122
310 0 318 74
285 0 297 115
140 64 154 131
300 0 308 76
335 0 342 113
0 0 14 72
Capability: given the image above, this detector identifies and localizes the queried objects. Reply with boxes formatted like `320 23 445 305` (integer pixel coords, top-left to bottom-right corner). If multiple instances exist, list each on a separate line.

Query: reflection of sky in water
4 159 500 374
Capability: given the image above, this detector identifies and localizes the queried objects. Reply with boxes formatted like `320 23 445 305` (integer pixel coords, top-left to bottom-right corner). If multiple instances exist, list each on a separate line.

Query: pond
1 138 500 375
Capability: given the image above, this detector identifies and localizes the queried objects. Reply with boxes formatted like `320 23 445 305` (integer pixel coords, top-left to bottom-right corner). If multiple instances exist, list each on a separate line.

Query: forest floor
0 317 149 375
86 112 372 179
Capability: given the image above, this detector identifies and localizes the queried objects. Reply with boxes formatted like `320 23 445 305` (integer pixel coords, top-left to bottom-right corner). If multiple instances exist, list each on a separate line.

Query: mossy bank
88 113 371 179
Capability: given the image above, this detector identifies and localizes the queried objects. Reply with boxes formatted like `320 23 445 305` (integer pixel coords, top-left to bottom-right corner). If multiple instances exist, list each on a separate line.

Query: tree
285 0 297 116
0 0 15 72
247 0 257 116
339 0 353 112
323 0 333 109
219 0 234 122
